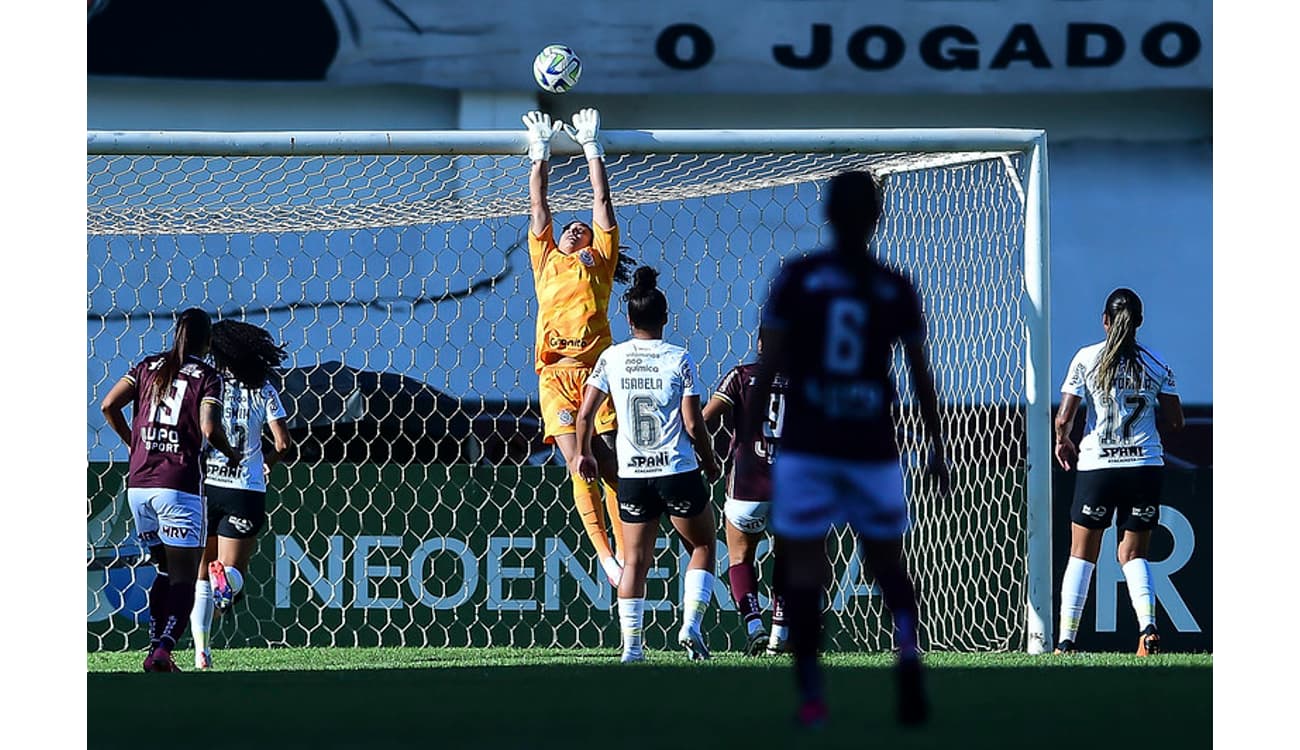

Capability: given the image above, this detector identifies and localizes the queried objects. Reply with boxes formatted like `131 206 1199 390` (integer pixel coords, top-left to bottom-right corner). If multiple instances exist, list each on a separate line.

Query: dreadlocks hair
151 307 212 408
622 265 669 331
560 219 637 283
210 320 288 390
1095 288 1144 396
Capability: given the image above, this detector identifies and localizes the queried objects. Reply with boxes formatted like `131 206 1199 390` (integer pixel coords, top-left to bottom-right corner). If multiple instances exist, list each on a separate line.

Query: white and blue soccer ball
533 44 582 94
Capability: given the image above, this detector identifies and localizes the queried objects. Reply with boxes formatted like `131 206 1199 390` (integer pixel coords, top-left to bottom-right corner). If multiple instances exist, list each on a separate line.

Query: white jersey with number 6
1061 341 1178 471
204 379 288 492
588 339 701 479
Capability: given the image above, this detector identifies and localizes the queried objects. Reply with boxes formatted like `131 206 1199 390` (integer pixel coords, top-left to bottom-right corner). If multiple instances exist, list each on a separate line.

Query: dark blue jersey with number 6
761 251 925 462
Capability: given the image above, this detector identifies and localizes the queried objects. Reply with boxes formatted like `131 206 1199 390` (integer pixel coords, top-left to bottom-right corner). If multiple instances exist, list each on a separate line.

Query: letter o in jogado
409 537 479 609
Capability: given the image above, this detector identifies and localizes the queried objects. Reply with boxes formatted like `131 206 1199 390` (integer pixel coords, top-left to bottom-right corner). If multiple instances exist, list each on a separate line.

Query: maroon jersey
762 251 924 461
123 354 223 493
714 363 787 501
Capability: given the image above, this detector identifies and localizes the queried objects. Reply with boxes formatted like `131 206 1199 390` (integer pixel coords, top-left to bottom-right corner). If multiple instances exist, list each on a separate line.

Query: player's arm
200 399 241 468
263 418 294 468
523 111 562 238
1054 394 1082 471
1157 393 1184 434
903 339 951 495
682 394 720 482
564 108 614 231
100 377 136 448
701 394 733 428
571 383 608 481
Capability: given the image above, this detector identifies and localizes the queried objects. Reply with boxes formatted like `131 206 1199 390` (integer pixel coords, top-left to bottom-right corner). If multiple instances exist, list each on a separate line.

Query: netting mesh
87 144 1029 653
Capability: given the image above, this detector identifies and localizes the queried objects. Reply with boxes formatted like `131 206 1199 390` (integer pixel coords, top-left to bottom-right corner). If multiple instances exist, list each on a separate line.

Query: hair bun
631 265 659 292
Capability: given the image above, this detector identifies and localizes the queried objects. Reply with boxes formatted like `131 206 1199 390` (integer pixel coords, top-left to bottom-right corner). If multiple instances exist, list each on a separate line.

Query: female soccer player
100 308 241 673
702 336 788 656
1053 288 1183 656
524 108 636 587
191 320 293 670
571 266 722 663
753 171 950 727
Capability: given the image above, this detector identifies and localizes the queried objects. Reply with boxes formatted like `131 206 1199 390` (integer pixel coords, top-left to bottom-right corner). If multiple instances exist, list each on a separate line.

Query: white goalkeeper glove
563 107 605 160
522 110 562 163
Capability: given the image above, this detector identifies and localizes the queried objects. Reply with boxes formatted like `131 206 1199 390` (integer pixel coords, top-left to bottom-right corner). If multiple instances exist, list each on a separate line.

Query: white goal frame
87 126 1053 654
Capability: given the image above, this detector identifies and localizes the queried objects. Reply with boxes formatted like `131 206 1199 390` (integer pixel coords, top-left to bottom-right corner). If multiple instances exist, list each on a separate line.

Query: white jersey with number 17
1061 341 1178 471
588 339 701 479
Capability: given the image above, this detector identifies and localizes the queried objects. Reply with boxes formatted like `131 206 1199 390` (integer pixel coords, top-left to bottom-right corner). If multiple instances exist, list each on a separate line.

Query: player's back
764 250 925 462
715 362 787 501
205 377 287 492
127 353 222 492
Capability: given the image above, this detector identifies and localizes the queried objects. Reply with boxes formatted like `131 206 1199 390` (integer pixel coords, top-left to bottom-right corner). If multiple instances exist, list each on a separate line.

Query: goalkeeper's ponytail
623 265 668 331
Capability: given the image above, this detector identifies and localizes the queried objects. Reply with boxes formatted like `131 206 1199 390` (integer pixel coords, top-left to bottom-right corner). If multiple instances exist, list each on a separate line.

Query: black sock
159 577 197 650
148 571 171 649
874 565 920 659
784 585 824 702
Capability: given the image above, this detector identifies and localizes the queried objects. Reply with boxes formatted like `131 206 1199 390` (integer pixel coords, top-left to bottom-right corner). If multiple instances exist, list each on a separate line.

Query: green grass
87 648 1211 749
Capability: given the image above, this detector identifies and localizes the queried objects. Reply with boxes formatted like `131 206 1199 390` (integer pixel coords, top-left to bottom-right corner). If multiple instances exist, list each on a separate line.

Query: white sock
618 597 645 656
1058 557 1095 643
1122 558 1157 630
192 579 213 655
770 624 789 642
681 568 713 634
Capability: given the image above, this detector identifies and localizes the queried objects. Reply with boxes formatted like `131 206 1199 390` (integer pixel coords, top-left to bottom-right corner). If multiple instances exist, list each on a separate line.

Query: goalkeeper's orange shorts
538 362 617 444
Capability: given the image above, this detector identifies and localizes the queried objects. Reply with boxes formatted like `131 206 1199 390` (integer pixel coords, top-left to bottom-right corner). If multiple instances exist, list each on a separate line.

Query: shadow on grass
88 662 1210 750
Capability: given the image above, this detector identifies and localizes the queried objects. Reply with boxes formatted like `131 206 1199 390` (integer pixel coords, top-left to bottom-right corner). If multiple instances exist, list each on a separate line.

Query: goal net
87 129 1051 654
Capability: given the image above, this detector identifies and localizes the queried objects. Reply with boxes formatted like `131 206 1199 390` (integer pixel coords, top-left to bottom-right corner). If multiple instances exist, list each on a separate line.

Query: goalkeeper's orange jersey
530 223 620 373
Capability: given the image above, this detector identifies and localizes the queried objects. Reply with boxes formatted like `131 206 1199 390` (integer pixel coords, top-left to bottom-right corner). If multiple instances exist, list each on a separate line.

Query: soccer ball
533 44 582 94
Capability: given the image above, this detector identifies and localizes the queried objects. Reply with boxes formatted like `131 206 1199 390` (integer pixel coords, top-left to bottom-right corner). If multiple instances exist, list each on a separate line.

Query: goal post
86 127 1052 654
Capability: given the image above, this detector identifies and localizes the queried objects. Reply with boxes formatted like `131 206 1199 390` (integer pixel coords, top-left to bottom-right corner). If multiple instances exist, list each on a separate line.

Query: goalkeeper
523 108 635 586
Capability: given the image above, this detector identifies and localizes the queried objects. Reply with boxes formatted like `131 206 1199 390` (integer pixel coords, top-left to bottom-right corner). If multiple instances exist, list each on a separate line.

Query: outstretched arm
565 108 614 231
523 111 562 237
529 159 552 238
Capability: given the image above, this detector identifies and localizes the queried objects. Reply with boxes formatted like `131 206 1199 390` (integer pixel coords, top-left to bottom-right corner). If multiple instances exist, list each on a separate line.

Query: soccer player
571 266 722 663
523 107 636 587
100 308 241 673
752 170 950 727
701 336 789 655
1053 288 1183 656
191 320 294 670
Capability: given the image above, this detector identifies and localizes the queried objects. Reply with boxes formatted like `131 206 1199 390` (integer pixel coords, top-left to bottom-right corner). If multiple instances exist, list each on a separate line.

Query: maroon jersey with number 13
124 354 223 493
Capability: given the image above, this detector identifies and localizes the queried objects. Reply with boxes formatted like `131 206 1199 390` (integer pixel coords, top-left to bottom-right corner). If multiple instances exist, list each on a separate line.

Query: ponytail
150 308 212 407
622 266 669 330
1094 289 1143 395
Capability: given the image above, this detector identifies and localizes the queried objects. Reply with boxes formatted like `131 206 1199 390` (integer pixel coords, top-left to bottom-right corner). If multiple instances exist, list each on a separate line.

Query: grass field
87 647 1211 749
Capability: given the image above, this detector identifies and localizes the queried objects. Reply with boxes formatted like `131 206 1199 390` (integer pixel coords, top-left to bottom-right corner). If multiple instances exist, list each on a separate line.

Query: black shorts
1070 466 1163 532
617 470 710 523
204 485 268 540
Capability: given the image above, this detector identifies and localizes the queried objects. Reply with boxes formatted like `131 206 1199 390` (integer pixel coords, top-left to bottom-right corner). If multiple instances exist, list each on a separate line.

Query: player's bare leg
1117 529 1159 655
724 519 768 654
670 503 718 661
1057 524 1104 654
858 534 927 726
778 535 830 727
617 519 658 663
554 432 622 586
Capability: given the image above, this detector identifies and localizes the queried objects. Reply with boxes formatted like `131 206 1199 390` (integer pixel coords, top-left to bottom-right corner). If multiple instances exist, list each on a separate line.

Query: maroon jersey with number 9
123 354 224 493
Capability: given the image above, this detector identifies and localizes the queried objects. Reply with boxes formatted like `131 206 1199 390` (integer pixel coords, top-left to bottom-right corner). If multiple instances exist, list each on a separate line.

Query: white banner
324 0 1210 94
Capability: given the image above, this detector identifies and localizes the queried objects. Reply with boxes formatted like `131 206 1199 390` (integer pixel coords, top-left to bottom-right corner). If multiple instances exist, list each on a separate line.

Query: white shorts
128 487 206 549
724 497 772 535
771 452 909 541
